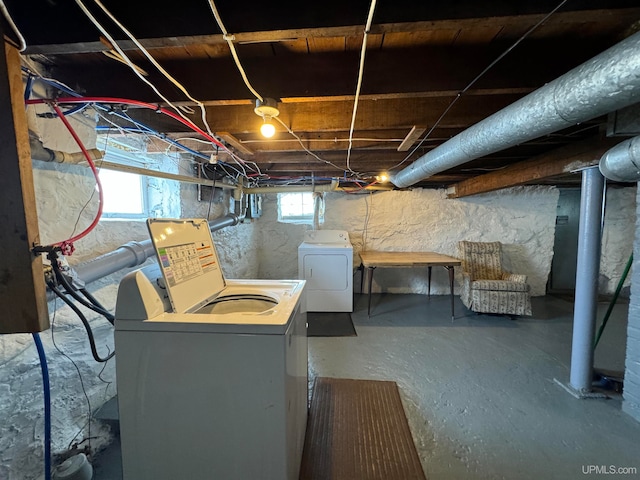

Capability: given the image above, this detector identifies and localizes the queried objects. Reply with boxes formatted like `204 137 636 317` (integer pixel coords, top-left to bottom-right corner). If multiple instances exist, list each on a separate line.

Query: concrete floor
308 294 639 480
93 293 640 479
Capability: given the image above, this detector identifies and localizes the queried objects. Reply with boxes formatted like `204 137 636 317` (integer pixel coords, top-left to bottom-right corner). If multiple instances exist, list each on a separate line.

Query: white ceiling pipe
30 137 237 190
599 135 640 182
30 136 102 164
242 180 338 194
391 31 640 188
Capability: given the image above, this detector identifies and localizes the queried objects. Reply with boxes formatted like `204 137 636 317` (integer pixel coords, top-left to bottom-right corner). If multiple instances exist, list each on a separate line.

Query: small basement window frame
277 192 324 224
99 168 149 219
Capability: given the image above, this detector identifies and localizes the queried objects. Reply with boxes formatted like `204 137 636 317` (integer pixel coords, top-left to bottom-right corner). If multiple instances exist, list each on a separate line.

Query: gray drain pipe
391 31 640 188
74 214 241 285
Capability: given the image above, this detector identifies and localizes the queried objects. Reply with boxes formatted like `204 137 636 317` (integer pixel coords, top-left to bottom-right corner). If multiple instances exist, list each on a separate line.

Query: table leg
367 266 376 316
447 266 455 321
359 263 364 293
427 266 432 299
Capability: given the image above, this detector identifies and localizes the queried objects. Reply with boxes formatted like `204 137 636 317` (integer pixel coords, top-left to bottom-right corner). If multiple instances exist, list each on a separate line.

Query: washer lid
147 218 226 313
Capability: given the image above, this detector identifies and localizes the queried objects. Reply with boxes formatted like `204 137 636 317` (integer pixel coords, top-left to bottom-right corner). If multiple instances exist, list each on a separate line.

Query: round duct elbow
599 136 640 182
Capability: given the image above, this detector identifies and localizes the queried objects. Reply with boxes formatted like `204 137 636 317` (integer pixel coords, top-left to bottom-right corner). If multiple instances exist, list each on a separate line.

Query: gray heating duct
73 214 242 285
391 30 640 188
599 135 640 182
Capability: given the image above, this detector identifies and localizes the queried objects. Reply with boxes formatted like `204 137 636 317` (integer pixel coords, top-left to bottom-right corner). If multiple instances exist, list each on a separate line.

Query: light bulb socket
254 98 280 118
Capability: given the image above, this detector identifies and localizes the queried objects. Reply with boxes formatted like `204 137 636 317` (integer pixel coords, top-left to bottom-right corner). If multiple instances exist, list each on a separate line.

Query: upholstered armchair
458 241 532 317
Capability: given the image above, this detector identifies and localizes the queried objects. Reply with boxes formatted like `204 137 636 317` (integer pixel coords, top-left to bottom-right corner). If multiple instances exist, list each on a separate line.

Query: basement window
277 192 324 224
99 169 148 218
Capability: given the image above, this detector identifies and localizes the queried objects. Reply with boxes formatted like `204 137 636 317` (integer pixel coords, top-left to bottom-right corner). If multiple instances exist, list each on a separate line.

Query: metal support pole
568 167 605 394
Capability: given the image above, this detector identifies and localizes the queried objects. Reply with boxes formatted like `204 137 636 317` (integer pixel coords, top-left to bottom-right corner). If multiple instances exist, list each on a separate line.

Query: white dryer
114 218 307 480
298 229 353 312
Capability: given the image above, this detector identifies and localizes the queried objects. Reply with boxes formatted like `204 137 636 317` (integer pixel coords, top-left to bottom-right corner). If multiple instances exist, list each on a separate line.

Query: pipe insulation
73 214 241 285
391 31 640 188
599 135 640 182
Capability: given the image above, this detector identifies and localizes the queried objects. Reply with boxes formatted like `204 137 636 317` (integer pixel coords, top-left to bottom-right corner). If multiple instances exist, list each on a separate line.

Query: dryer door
301 252 352 311
302 253 348 291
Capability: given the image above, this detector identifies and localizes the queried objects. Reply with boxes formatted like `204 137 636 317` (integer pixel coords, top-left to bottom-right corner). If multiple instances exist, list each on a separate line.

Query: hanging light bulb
260 118 276 138
376 172 389 183
254 98 280 139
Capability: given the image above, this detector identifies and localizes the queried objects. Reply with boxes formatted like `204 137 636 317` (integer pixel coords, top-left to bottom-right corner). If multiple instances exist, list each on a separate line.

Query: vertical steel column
569 167 605 393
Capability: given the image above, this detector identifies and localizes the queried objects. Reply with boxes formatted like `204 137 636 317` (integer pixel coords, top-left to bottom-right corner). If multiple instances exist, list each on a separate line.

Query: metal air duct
599 135 640 182
391 31 640 188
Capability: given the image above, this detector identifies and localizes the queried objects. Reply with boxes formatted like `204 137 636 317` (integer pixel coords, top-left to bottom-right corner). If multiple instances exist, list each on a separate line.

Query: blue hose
26 80 51 480
32 333 52 480
24 74 34 103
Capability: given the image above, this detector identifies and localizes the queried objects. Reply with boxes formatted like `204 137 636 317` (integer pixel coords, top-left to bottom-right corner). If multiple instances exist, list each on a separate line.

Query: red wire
24 96 249 252
25 96 236 160
48 103 104 252
341 179 378 194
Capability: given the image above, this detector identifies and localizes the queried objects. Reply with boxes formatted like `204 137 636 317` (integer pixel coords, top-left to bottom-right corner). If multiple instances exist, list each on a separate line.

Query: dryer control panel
302 230 350 245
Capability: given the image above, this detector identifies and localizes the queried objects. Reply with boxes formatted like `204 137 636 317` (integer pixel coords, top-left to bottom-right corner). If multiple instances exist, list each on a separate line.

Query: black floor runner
307 312 356 337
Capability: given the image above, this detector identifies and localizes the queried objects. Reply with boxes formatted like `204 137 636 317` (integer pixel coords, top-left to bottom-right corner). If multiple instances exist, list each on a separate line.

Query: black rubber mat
299 377 426 480
307 312 357 337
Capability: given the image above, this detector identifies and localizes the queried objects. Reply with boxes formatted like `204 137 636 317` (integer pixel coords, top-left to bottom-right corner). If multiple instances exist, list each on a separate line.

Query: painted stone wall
0 127 256 479
258 186 560 296
623 187 640 422
257 185 636 298
601 186 637 293
180 182 259 280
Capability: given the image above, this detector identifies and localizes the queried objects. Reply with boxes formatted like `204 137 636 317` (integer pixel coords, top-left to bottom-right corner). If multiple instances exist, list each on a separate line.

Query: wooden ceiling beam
51 40 591 104
398 126 427 152
253 148 419 163
26 8 638 55
206 95 523 133
448 136 626 198
215 132 254 156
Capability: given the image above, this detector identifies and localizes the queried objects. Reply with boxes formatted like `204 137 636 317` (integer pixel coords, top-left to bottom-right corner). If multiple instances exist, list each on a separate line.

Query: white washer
114 218 307 480
298 229 353 312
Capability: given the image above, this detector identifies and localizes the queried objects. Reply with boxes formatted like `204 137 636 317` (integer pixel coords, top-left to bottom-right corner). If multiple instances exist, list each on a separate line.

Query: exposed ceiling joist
25 8 638 55
448 136 627 198
16 0 640 189
216 132 254 156
397 126 427 152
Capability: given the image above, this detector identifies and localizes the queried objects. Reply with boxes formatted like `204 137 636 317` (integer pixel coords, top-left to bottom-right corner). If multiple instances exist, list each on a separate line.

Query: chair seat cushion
471 279 530 292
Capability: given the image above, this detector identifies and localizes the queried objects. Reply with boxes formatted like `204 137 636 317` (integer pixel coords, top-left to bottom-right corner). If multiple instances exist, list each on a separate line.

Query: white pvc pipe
30 137 102 164
241 180 338 194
